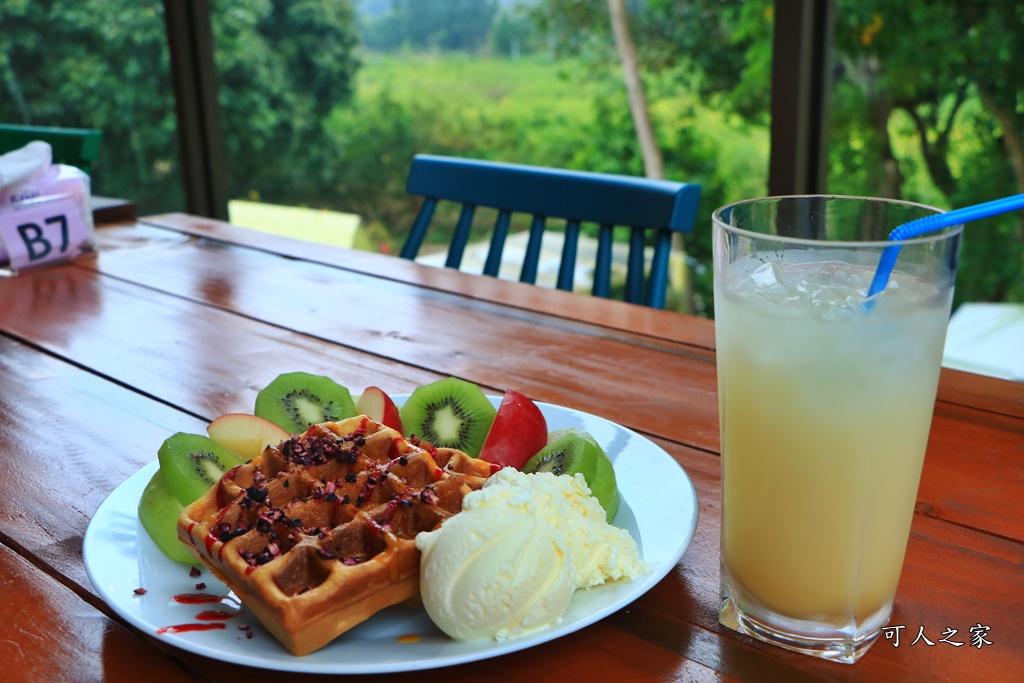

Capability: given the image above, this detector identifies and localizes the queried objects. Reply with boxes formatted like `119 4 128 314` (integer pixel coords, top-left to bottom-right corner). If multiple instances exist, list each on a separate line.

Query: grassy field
348 52 769 201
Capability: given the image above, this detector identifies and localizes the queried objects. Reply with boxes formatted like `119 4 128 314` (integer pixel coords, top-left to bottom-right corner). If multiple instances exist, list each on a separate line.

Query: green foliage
322 88 430 232
491 5 544 57
360 0 499 53
0 0 183 211
529 0 1023 306
827 0 1024 304
946 101 1023 306
0 0 359 213
530 0 771 120
212 0 360 205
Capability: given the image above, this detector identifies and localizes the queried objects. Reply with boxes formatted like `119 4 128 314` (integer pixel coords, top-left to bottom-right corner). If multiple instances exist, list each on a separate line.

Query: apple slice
207 413 290 461
478 390 548 470
355 386 403 432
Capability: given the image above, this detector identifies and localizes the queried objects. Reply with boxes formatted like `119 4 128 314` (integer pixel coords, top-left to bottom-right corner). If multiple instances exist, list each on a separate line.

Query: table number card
0 192 93 275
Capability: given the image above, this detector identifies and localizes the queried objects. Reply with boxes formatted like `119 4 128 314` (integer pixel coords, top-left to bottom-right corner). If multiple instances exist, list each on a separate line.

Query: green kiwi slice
591 446 620 523
254 371 357 434
138 469 201 565
522 431 599 482
530 428 619 522
158 432 244 505
399 377 497 457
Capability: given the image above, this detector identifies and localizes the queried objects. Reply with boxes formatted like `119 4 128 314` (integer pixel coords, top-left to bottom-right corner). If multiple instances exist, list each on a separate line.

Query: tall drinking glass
712 196 962 664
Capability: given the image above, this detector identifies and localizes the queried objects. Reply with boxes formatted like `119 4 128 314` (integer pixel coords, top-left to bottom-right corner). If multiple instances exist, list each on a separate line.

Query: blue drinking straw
866 193 1024 300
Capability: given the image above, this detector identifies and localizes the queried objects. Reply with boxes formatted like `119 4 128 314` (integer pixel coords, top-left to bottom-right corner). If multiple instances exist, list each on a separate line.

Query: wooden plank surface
130 214 1024 421
0 543 198 683
0 335 205 588
132 214 720 349
83 230 725 451
1 218 1021 682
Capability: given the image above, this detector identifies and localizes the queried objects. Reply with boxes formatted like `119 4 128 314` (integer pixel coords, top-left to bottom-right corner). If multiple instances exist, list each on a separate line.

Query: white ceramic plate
84 398 699 674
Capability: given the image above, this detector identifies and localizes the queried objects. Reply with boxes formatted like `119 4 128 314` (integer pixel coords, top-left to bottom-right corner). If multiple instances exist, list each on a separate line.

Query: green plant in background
828 0 1024 306
212 0 360 206
360 0 499 53
0 0 360 214
529 0 1023 309
0 0 185 211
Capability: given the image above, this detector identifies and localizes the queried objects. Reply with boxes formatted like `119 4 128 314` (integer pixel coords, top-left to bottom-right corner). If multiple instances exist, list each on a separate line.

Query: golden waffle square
178 416 494 656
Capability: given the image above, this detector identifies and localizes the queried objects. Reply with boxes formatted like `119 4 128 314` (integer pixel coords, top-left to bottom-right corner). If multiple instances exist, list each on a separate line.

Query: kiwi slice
254 371 356 434
158 432 244 505
522 431 599 482
591 447 620 523
138 469 201 565
399 377 497 457
527 428 619 522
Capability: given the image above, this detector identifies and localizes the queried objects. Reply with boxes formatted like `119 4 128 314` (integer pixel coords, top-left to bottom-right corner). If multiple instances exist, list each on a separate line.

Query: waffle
177 416 494 656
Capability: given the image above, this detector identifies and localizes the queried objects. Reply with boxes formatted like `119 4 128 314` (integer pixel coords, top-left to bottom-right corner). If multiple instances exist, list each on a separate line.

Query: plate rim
84 397 699 674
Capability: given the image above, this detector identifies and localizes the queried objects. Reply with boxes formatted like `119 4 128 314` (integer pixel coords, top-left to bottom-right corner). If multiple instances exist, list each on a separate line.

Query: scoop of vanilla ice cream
416 502 574 641
416 469 648 641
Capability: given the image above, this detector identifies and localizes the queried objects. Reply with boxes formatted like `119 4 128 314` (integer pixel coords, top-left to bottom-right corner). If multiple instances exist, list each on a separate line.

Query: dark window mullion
163 0 228 219
768 0 835 196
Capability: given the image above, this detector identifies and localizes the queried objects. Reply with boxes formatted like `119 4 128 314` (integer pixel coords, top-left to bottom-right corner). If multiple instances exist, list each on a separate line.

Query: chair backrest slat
557 219 581 292
445 203 476 268
401 196 438 259
593 223 614 299
483 210 512 277
407 155 697 230
402 154 701 309
519 215 546 285
626 226 646 305
649 228 674 309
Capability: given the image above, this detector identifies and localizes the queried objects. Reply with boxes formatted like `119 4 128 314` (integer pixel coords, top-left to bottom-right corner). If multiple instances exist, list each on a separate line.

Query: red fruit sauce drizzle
157 592 244 636
153 551 251 639
156 623 226 635
195 610 236 621
172 593 227 605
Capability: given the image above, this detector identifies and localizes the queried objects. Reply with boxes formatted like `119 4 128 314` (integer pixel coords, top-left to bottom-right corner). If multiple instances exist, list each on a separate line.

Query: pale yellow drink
716 259 952 639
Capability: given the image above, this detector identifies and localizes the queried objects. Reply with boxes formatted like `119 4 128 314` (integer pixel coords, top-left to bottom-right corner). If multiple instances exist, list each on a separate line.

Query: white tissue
0 141 52 190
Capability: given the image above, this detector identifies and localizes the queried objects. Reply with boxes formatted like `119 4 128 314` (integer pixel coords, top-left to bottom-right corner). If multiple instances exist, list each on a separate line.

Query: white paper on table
943 302 1024 381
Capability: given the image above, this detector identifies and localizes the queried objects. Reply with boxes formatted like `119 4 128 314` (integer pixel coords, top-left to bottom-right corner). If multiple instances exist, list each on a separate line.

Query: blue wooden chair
400 154 701 309
0 123 103 175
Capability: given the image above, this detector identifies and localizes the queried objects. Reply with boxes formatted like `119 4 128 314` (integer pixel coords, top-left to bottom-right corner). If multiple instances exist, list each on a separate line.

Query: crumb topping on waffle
178 416 493 655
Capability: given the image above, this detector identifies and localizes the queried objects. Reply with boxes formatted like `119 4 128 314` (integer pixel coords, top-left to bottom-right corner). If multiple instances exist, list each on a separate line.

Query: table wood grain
0 213 1020 682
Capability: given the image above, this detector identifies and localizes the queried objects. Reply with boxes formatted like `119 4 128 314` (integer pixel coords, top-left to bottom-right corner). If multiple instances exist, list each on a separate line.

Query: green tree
361 0 500 53
831 0 1023 304
491 4 543 58
0 0 360 214
528 0 1024 305
0 0 184 210
212 0 360 205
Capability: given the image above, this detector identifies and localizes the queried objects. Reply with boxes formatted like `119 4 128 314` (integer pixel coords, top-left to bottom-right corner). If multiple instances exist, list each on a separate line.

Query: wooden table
1 213 1020 682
